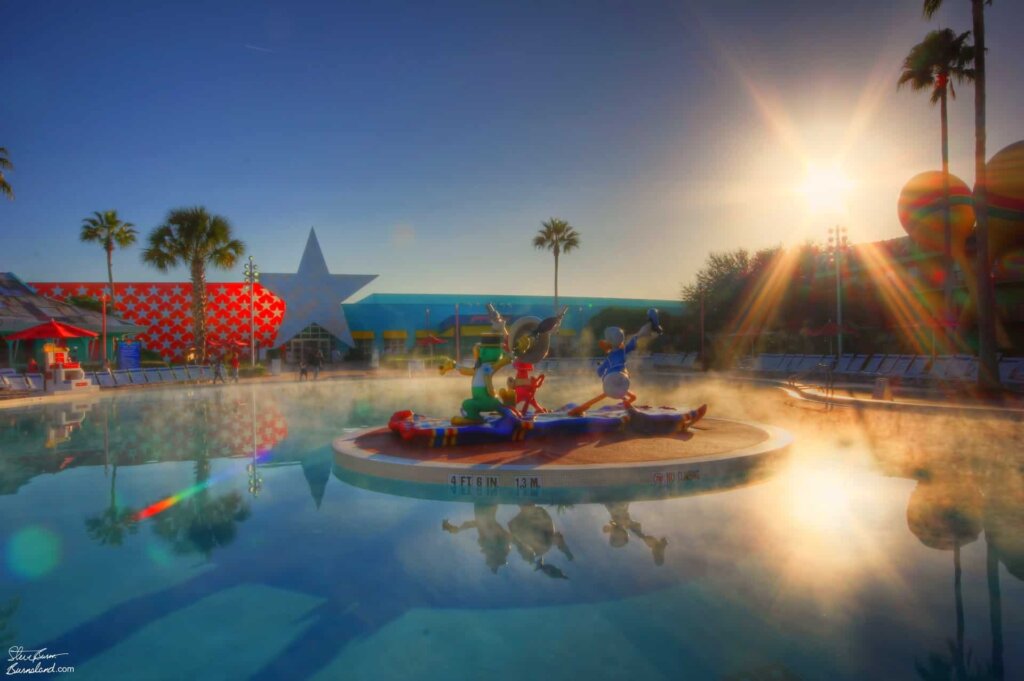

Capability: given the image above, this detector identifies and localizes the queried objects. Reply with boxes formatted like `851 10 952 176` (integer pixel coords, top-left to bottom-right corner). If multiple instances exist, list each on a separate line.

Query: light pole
244 256 259 368
827 226 849 358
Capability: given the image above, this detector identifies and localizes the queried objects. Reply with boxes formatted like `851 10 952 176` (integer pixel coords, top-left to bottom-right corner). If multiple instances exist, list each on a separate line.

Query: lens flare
6 526 62 580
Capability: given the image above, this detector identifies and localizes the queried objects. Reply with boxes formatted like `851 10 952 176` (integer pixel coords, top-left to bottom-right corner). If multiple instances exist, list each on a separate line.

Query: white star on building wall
260 228 377 347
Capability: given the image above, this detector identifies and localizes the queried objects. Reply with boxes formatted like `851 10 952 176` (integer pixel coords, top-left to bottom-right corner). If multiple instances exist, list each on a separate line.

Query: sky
2 0 1023 301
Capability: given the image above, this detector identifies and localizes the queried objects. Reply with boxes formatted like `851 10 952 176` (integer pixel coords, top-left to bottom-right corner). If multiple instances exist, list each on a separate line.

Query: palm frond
922 0 943 19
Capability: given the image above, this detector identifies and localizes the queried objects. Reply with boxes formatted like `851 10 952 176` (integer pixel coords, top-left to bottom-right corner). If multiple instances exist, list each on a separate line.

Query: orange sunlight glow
798 163 854 215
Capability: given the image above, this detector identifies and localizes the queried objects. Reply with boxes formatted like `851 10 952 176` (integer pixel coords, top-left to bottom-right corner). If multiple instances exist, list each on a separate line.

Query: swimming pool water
1 377 1021 680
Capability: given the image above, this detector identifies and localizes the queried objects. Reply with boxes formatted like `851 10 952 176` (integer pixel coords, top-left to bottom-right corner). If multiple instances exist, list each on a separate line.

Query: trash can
872 377 893 401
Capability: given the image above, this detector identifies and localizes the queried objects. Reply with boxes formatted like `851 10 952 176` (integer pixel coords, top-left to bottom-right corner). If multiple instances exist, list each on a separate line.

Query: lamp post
827 226 849 358
244 256 259 368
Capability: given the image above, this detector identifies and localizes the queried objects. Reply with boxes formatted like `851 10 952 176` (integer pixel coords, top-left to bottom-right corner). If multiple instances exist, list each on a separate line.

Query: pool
1 376 1021 680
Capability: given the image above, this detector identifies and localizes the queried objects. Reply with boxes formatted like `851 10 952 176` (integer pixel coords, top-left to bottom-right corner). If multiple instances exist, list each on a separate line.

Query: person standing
313 349 324 380
230 351 240 383
212 356 226 384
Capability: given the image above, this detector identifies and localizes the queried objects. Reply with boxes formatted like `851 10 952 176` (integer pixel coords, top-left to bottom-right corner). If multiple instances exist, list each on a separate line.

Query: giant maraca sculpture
986 140 1024 279
898 170 977 326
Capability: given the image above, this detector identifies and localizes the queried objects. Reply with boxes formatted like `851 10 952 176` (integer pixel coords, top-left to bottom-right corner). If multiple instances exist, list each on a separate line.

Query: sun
798 162 854 215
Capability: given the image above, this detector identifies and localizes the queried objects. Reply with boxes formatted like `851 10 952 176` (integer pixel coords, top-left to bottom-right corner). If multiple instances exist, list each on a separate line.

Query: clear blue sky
2 1 1023 299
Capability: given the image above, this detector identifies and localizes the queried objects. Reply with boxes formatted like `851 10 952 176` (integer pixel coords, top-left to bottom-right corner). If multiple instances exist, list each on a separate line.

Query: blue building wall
341 293 685 355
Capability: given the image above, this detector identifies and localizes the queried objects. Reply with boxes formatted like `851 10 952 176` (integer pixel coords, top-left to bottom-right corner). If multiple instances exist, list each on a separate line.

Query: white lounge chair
25 373 45 392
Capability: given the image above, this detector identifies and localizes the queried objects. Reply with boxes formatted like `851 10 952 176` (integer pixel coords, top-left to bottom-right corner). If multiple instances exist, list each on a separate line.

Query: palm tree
532 218 581 310
899 29 974 345
923 0 998 389
0 147 13 200
80 210 138 309
142 207 245 362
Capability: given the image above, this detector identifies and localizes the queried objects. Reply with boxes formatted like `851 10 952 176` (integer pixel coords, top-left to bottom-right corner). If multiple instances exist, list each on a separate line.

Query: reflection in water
604 502 667 566
510 504 574 579
85 405 138 547
906 478 983 680
443 503 575 578
903 460 1024 680
443 504 510 574
0 597 19 649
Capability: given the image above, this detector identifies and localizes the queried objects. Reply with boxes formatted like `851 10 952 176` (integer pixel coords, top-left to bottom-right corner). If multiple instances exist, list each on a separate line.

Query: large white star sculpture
261 228 377 347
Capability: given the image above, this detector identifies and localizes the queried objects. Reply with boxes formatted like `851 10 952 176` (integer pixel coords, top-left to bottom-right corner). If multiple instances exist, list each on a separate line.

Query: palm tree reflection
150 402 251 559
85 405 138 547
906 477 982 680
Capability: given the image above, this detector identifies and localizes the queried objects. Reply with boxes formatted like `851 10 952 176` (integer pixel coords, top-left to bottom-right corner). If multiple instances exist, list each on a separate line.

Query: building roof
349 292 684 309
0 273 145 336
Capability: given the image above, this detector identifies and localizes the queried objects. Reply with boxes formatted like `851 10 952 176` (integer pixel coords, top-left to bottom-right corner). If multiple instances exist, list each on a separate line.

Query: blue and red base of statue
388 403 708 448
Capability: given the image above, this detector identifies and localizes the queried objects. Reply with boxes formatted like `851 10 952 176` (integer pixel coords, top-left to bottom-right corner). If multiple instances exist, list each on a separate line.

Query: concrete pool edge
332 418 794 499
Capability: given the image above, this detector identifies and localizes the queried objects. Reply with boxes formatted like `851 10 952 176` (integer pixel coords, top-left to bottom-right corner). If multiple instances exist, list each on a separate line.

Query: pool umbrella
416 335 445 357
4 319 98 340
415 335 446 346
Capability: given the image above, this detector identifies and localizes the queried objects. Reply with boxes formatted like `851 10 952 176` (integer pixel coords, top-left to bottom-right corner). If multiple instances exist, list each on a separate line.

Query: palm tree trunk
554 250 560 312
191 259 208 363
972 0 999 390
940 88 954 352
106 243 117 309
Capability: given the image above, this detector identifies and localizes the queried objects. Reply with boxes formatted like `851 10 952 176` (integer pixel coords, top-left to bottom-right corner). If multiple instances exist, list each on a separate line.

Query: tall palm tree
80 210 138 309
923 0 998 389
532 218 581 310
899 29 974 345
0 147 13 200
142 207 245 362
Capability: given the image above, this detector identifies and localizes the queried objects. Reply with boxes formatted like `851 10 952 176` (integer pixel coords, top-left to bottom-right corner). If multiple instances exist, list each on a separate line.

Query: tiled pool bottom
1 379 1021 680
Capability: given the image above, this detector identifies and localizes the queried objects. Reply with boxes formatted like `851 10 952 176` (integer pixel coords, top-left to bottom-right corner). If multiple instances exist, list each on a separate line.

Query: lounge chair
904 356 930 383
95 371 117 388
144 368 164 384
25 373 45 392
172 367 189 382
885 354 914 378
112 369 134 386
128 368 149 384
859 355 884 375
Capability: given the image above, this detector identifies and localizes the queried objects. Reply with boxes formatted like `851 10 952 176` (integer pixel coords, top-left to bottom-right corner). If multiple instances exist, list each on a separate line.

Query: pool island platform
333 417 793 503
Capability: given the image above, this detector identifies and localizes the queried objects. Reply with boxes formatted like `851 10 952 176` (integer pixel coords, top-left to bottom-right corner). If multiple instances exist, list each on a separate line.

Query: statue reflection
443 503 574 578
443 504 510 574
603 502 667 566
509 503 573 579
